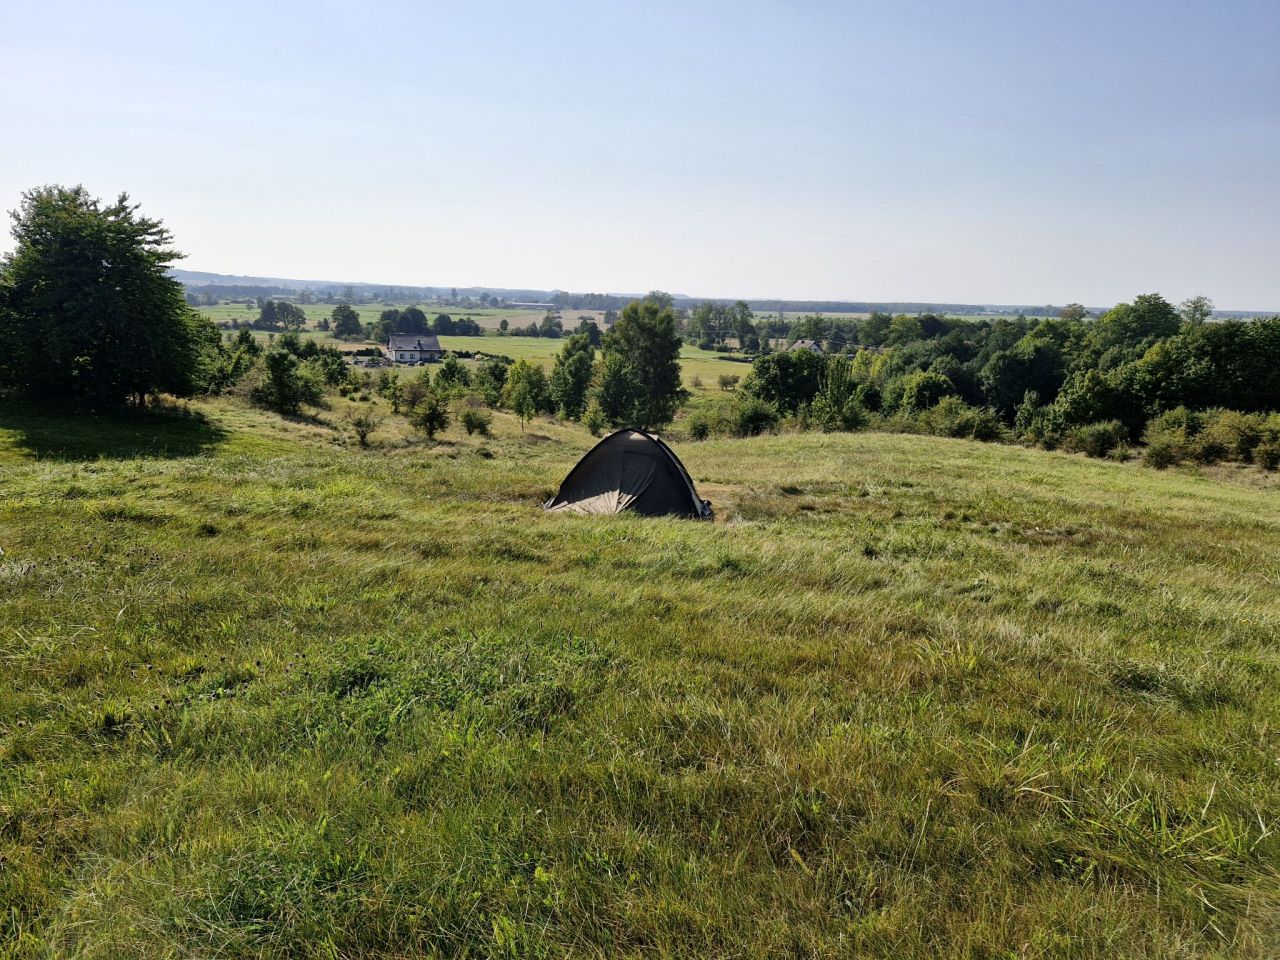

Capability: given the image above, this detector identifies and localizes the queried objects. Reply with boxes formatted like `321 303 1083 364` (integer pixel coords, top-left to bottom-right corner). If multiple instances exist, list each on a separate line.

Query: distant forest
173 270 1275 321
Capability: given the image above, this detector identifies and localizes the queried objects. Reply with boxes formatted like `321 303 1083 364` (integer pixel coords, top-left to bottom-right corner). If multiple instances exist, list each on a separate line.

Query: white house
386 334 443 363
790 339 824 354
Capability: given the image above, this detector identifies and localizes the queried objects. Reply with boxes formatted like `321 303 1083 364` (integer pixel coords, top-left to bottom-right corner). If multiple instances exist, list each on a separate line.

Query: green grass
438 337 751 395
1 398 1278 958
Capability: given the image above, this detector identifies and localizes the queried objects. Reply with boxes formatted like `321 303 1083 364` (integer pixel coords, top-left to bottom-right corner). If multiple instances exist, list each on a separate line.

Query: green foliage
331 302 363 339
589 352 642 428
0 184 215 405
408 389 450 439
891 396 1006 441
731 397 781 436
503 359 550 429
743 350 825 414
979 337 1066 415
811 355 866 431
251 349 325 415
460 406 492 436
549 334 594 420
435 356 472 391
686 412 711 440
473 358 510 407
1062 420 1128 458
598 299 686 428
1144 436 1181 469
1254 439 1280 471
898 369 956 413
581 398 607 437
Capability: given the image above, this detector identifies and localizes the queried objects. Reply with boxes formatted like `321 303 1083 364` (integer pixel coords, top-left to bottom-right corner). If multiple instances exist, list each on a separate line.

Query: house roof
790 339 824 352
387 334 442 352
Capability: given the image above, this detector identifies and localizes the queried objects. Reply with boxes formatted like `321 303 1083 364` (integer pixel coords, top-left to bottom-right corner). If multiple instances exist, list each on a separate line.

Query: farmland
2 397 1277 958
197 302 748 396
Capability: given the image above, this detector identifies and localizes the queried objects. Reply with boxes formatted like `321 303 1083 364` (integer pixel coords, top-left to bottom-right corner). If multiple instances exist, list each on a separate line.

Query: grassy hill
1 399 1277 958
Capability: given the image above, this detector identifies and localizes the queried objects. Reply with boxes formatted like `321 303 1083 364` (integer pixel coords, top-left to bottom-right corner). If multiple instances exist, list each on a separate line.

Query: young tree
253 349 324 414
0 185 217 405
471 358 508 407
598 298 686 428
408 389 449 439
549 334 595 419
503 359 549 430
344 409 384 447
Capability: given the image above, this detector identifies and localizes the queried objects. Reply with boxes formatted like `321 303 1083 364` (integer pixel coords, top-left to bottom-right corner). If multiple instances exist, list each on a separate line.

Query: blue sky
2 0 1278 308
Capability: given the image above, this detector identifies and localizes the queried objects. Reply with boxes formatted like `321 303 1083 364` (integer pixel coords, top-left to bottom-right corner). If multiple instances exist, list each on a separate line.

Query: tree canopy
597 298 686 429
0 185 217 405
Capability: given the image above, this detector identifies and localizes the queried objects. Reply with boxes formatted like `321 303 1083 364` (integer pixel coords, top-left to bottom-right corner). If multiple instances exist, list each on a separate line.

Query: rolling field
1 399 1278 958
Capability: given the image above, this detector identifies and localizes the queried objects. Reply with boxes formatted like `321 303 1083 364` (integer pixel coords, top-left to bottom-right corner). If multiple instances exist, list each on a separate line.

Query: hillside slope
1 400 1277 958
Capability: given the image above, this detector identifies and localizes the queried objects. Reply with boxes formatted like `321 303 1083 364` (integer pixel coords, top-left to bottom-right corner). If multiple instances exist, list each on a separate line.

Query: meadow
1 395 1277 959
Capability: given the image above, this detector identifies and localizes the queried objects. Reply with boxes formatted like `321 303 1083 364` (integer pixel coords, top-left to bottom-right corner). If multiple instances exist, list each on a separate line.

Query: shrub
1141 407 1201 463
718 374 740 392
461 407 492 436
1062 420 1128 458
1144 436 1181 469
1254 440 1280 471
344 410 383 447
899 370 956 413
686 413 711 441
582 398 607 437
1189 433 1228 464
1199 409 1263 462
919 397 1006 442
251 350 325 414
854 382 882 412
409 390 450 439
727 396 779 437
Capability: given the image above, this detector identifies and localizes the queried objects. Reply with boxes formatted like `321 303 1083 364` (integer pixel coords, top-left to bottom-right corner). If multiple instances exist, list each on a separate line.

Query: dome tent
544 429 713 519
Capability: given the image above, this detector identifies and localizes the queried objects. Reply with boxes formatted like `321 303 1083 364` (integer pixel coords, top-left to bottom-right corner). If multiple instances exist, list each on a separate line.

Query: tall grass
1 400 1277 957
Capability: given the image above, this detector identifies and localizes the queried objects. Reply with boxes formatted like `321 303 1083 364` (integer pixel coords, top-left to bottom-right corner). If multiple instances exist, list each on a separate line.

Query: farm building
790 339 824 354
385 334 442 363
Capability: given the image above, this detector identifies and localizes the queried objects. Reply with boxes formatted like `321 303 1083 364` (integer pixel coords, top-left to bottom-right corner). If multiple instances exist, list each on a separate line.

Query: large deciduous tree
0 185 215 406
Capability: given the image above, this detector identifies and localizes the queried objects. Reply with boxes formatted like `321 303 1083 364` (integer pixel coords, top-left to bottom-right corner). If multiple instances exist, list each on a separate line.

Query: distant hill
170 270 1273 319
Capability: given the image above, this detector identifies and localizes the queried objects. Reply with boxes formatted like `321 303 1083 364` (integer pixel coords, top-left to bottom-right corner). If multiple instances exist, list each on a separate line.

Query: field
196 301 747 396
2 398 1278 958
436 337 750 396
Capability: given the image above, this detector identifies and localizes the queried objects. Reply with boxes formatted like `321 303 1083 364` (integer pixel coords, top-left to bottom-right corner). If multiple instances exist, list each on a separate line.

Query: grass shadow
0 401 230 461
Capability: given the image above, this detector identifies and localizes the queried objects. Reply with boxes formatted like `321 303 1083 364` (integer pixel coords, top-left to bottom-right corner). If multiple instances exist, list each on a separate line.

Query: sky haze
2 0 1278 308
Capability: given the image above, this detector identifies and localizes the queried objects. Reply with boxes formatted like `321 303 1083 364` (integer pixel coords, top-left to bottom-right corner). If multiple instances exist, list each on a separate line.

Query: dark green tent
544 429 713 519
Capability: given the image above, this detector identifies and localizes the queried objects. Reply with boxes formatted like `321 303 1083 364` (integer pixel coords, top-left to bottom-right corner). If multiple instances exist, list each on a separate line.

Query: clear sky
2 0 1278 308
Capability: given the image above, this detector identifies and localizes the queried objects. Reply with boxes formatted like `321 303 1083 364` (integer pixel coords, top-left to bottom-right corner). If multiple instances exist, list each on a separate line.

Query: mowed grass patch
1 405 1278 958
